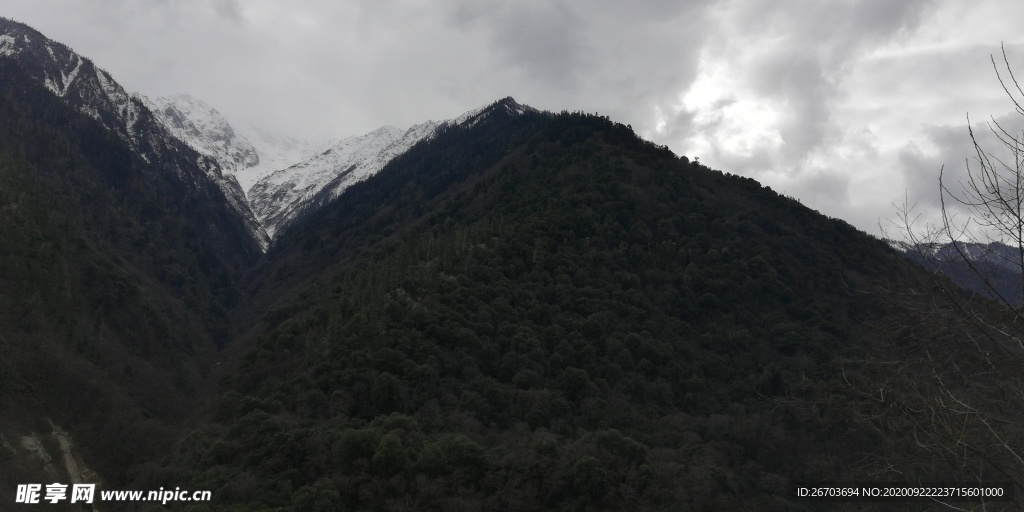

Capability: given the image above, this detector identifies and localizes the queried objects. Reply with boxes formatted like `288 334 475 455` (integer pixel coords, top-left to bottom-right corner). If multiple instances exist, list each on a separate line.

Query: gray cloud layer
5 0 1024 237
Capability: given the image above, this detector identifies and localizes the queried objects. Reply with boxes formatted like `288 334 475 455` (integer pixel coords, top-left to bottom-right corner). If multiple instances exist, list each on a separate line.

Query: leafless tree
867 44 1024 506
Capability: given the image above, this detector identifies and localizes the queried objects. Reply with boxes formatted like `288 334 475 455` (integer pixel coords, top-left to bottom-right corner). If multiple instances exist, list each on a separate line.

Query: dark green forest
0 57 258 503
1 60 1020 512
172 105 1021 510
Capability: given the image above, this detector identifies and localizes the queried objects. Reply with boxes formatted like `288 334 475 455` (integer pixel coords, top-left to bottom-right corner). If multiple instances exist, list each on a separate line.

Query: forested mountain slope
0 50 261 497
153 104 996 511
2 19 1019 511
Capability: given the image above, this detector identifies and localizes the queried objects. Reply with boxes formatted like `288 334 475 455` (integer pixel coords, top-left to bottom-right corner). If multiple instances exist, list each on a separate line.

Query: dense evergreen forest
170 105 1018 510
0 58 257 504
1 63 1019 511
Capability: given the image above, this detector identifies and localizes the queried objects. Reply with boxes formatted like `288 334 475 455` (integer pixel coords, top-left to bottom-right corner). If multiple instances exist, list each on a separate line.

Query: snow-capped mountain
142 95 538 241
0 18 269 249
145 93 259 173
889 239 1022 272
890 238 1024 305
142 93 334 192
248 123 435 239
0 20 159 155
248 97 537 239
233 125 335 192
2 16 538 247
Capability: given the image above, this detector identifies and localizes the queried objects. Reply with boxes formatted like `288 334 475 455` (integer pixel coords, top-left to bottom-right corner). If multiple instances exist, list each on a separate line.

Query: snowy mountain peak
454 97 536 126
247 98 540 240
3 17 536 248
486 96 532 114
145 93 259 173
1 18 270 250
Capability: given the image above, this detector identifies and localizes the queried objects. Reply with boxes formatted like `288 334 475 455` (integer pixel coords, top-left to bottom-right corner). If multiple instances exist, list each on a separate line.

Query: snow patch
94 69 142 139
95 69 129 111
0 34 17 57
41 56 84 97
60 57 83 96
43 76 61 95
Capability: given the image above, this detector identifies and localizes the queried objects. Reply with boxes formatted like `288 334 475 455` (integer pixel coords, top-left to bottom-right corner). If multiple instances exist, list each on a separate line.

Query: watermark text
15 484 211 505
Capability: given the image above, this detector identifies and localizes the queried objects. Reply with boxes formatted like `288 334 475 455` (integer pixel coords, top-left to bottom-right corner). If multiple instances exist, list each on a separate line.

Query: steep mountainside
145 93 260 173
144 93 336 192
158 104 1006 510
141 92 540 243
100 82 538 244
0 18 266 494
0 18 269 249
3 18 1020 511
143 92 336 206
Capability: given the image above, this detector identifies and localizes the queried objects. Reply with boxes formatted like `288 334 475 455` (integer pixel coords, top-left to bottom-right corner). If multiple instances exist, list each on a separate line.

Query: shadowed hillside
0 54 259 494
2 20 1020 508
148 105 1009 511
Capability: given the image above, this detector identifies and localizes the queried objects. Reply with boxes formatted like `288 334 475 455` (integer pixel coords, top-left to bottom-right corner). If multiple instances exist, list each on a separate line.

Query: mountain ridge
889 238 1024 305
1 18 548 248
4 17 1021 510
142 89 539 242
0 17 270 249
0 50 267 491
247 96 539 239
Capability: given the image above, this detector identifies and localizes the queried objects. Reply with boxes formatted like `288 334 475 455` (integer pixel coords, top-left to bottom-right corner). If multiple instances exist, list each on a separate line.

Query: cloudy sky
5 0 1024 237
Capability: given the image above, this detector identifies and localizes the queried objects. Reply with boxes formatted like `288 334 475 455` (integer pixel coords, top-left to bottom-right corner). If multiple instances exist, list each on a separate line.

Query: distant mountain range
889 239 1024 306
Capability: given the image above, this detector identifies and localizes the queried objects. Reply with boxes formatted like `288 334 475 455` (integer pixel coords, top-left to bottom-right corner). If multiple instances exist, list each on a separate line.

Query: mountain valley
2 17 1022 511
